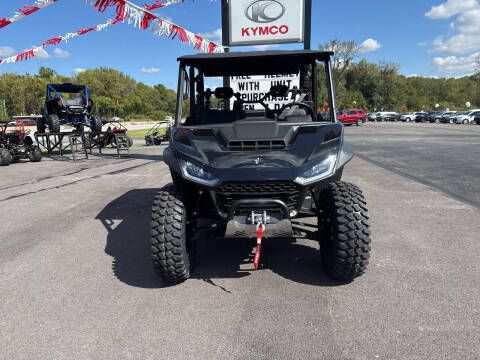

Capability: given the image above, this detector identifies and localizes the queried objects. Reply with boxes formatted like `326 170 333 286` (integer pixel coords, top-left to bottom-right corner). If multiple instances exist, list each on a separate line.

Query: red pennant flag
42 36 63 46
19 5 40 16
16 49 35 62
141 13 156 29
0 18 12 29
78 27 97 35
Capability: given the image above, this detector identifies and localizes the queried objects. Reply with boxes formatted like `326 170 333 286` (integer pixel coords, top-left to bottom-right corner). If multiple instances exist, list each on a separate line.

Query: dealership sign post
222 0 312 49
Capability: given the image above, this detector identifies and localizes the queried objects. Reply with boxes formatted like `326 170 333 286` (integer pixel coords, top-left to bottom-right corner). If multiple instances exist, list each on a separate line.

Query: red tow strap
253 225 263 270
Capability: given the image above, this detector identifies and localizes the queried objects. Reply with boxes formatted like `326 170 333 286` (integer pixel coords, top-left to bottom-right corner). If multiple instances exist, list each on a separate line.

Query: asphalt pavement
0 123 479 359
345 122 480 208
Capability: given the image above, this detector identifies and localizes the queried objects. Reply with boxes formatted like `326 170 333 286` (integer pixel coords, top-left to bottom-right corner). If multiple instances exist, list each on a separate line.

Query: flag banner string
0 18 118 64
89 0 224 53
0 0 60 30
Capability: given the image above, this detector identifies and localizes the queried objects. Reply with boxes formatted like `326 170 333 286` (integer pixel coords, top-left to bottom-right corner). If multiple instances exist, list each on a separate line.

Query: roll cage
175 50 337 126
46 83 89 106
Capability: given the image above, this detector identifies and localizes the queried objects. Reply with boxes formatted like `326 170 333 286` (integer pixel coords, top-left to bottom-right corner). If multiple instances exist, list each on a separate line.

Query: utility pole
221 0 230 88
304 0 312 50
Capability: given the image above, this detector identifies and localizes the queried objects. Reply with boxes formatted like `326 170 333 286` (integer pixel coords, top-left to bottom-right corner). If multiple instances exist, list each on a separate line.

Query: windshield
176 56 333 126
48 85 87 102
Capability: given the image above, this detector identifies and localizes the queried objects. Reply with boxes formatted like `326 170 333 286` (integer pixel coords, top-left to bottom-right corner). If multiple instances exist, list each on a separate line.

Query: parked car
399 112 415 122
445 111 468 124
475 114 480 125
367 112 379 121
454 109 480 124
427 111 443 123
413 112 428 123
12 115 42 126
377 112 400 122
440 111 459 123
337 109 367 126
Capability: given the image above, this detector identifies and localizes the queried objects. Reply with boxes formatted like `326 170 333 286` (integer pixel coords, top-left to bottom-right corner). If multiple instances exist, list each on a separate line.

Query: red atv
0 120 42 166
84 119 133 149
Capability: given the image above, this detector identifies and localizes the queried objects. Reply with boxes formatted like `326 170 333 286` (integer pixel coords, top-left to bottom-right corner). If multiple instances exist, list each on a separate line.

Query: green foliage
0 67 176 120
37 67 57 79
317 56 480 111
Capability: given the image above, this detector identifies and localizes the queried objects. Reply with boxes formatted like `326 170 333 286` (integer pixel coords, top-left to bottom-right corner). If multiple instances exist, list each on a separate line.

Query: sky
0 0 479 88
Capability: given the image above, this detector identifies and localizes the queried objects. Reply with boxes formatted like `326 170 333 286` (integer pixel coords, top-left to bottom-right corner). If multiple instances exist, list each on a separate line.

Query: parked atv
145 117 172 146
37 83 102 133
150 50 372 284
0 120 42 166
84 119 133 149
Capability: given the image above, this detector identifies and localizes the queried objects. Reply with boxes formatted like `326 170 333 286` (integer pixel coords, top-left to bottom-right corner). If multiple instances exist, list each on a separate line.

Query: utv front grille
228 140 286 151
216 181 301 213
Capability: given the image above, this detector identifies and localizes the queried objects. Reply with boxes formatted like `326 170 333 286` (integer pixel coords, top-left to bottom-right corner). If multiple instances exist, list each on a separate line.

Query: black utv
151 50 371 283
37 83 102 133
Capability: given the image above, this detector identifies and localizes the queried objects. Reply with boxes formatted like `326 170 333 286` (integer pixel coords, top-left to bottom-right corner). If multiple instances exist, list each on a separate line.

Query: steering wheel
278 102 316 121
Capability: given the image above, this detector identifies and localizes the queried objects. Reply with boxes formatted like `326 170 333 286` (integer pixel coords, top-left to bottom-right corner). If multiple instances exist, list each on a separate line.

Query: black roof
48 83 86 93
178 50 333 77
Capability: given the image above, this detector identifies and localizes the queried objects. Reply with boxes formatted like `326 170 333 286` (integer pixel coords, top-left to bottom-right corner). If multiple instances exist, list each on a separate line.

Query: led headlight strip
294 155 337 185
180 160 219 186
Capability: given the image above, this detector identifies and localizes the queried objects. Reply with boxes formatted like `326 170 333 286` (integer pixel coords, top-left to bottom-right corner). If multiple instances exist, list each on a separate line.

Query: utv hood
169 121 348 182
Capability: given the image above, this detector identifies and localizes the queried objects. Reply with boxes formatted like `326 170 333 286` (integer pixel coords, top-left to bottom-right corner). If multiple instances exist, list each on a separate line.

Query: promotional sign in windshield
229 0 305 46
230 74 300 110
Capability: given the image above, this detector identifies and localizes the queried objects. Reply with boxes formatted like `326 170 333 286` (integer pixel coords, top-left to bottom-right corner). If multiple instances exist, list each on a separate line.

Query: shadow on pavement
126 153 164 161
192 230 343 288
97 188 166 288
97 189 343 288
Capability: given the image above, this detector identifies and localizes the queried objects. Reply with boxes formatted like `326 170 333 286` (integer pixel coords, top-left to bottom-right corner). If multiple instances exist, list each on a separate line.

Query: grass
127 128 167 139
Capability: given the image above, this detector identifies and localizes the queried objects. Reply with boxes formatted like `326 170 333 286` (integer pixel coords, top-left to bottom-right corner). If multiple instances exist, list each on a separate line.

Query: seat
200 109 238 125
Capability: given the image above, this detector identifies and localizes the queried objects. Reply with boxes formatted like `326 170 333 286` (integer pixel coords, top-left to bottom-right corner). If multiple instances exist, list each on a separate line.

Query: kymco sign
229 0 305 46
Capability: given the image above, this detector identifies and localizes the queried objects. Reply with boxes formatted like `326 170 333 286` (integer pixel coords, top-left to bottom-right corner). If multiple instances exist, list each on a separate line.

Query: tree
37 67 56 79
0 68 176 120
474 55 480 107
319 39 359 90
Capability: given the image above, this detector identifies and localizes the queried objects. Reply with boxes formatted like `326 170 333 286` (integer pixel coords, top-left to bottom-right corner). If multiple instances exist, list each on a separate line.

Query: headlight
294 155 337 185
180 160 219 186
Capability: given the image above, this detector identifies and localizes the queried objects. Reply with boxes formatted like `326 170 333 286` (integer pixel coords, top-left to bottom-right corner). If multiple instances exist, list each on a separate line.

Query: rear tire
0 148 12 166
47 114 60 133
318 181 371 281
127 136 133 148
356 119 362 126
151 185 192 284
28 146 42 162
37 118 46 133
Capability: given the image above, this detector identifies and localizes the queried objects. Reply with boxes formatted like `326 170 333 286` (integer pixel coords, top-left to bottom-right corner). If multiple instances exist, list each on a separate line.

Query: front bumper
224 199 293 238
207 169 341 220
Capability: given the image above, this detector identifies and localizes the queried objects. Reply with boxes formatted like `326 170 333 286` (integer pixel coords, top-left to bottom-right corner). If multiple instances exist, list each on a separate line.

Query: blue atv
37 83 102 133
